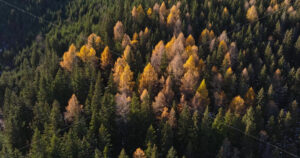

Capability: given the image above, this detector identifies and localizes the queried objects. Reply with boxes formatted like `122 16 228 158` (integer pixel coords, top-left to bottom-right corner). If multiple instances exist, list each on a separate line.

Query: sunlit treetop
246 5 258 22
186 34 195 46
100 46 113 70
76 45 97 62
60 44 77 71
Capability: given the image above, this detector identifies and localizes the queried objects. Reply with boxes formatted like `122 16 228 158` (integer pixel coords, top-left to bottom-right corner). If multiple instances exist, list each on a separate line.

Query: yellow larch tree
186 34 195 46
76 45 97 62
139 63 158 93
147 8 153 17
123 45 134 64
60 44 77 71
113 57 129 85
183 55 198 72
159 2 168 20
119 64 134 95
246 5 258 22
100 46 113 70
133 148 146 158
167 5 180 26
199 28 211 44
230 96 246 116
182 45 198 61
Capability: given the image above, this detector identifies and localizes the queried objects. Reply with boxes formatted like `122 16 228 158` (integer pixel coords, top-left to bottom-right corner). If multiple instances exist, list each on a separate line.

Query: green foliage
1 0 300 157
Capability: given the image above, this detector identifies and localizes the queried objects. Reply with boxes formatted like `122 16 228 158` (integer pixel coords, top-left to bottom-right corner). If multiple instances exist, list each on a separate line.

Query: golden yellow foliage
246 5 258 22
139 63 158 93
167 5 180 25
113 57 128 84
222 7 229 17
200 28 211 44
132 6 138 18
218 40 228 53
244 87 256 106
123 45 134 64
133 148 146 158
230 96 246 115
100 46 112 70
76 45 97 62
183 55 198 71
159 2 167 17
119 64 134 94
161 107 169 119
197 79 209 98
166 36 175 53
60 44 77 71
186 34 195 46
225 67 233 76
132 32 139 41
147 8 153 17
182 45 198 61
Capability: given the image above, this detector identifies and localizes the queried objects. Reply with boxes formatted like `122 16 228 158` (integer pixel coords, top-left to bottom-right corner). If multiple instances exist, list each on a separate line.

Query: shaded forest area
0 0 300 157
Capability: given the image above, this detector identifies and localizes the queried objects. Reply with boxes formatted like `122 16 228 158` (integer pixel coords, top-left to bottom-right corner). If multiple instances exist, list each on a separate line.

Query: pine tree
29 128 46 158
166 146 178 158
118 148 129 158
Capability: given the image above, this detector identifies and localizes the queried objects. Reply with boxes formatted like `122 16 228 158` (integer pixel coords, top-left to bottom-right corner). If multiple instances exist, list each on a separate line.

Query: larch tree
64 94 82 122
230 96 246 116
113 57 129 85
167 53 184 81
159 2 168 24
199 28 211 44
132 5 145 23
151 41 165 72
115 93 131 123
191 80 210 112
182 45 199 61
167 5 180 26
123 45 134 65
122 34 131 48
162 76 175 104
152 91 167 117
139 63 158 93
76 45 97 63
114 21 124 41
186 34 195 46
133 148 146 158
119 64 134 95
180 69 200 98
100 46 113 70
183 55 198 72
246 5 258 22
60 44 77 71
244 87 256 106
87 33 102 51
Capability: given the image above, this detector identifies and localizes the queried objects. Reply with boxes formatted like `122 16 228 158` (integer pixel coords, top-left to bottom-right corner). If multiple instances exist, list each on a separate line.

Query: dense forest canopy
0 0 300 157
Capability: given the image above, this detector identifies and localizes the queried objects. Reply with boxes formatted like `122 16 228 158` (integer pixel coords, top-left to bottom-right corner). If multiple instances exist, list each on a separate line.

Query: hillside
0 0 300 157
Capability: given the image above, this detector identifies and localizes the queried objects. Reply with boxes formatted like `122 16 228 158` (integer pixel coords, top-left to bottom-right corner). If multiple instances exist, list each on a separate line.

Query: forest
0 0 300 157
